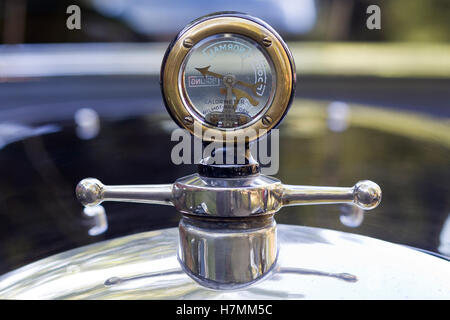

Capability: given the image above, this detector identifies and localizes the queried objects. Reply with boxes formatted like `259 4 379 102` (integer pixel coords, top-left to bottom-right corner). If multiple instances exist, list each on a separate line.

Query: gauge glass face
180 33 276 129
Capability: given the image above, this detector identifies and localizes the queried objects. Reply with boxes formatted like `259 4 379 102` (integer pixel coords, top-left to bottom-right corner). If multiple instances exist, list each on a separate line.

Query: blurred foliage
309 0 450 42
0 0 449 43
382 0 450 42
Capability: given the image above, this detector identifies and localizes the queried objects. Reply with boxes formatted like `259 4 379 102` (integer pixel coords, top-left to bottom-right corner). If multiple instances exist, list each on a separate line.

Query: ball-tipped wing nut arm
76 178 381 213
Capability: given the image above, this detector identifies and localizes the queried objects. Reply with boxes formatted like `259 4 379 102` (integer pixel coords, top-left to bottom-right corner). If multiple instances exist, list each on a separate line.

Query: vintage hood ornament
75 12 382 290
2 12 449 300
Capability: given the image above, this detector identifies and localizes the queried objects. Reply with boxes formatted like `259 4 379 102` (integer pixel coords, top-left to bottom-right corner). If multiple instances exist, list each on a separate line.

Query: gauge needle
195 66 264 96
220 88 259 108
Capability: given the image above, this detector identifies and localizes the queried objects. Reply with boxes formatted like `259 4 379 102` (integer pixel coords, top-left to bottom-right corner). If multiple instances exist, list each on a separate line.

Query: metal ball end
76 178 104 207
353 180 382 210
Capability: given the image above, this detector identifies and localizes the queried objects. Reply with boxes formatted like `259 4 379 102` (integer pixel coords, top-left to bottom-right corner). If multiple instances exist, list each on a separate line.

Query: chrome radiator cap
0 224 448 299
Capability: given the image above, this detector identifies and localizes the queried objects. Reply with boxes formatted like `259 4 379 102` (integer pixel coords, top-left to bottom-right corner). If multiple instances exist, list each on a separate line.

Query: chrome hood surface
0 224 448 299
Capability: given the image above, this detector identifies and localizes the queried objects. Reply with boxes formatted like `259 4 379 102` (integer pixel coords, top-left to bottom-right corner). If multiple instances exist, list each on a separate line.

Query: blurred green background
0 0 449 44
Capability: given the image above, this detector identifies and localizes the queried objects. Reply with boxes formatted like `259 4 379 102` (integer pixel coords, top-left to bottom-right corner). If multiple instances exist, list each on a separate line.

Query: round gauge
181 33 275 129
161 12 295 142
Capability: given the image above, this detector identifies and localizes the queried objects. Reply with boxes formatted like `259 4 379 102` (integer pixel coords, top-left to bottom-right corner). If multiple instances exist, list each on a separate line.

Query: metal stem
76 178 173 207
281 180 381 210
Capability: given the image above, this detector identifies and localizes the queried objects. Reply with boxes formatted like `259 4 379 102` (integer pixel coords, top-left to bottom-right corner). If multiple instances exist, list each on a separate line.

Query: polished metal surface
76 175 381 216
178 217 277 289
76 178 173 207
0 224 448 300
282 180 381 210
172 174 281 217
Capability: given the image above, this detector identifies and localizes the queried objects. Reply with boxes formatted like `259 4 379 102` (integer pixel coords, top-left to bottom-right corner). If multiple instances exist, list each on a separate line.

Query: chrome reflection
178 216 278 290
104 269 184 287
83 205 108 236
77 176 381 215
74 108 100 140
277 267 357 283
327 101 350 132
339 204 364 228
1 224 450 299
438 213 450 257
0 122 59 149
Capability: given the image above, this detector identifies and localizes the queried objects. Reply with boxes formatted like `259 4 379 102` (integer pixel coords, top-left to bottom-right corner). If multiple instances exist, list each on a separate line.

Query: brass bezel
161 13 295 143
